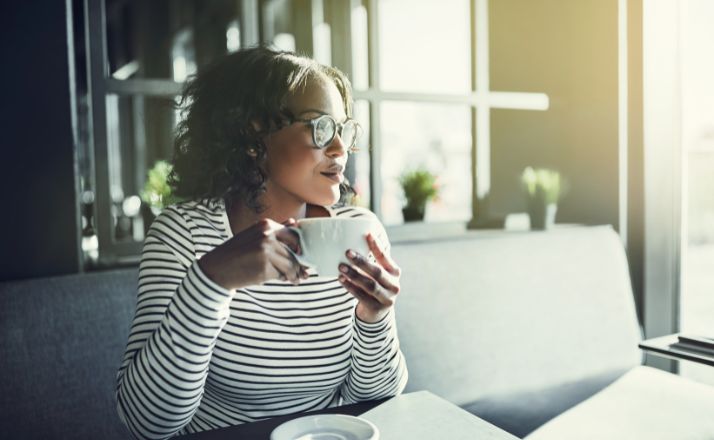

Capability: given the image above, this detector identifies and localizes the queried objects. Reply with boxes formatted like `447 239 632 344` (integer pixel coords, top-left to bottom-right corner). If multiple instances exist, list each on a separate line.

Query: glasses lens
341 120 358 147
314 116 336 148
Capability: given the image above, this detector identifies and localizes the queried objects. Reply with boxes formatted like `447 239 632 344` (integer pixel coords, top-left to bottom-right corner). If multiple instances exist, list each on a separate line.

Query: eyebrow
296 109 348 122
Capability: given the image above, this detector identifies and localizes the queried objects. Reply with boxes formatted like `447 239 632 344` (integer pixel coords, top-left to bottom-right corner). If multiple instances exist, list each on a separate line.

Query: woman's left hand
338 232 402 324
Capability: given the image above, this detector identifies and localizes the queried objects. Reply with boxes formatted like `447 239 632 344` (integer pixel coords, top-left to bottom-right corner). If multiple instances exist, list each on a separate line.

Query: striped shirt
115 198 408 439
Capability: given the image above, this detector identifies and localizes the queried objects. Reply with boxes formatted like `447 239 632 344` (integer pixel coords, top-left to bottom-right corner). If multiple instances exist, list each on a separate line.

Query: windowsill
89 217 587 271
385 217 586 244
385 213 584 243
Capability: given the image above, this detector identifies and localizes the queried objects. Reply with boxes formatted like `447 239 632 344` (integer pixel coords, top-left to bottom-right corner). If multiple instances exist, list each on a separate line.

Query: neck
224 185 331 236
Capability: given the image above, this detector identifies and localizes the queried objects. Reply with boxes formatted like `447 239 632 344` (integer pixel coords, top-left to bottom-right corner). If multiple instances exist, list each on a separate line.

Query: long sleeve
339 215 408 403
115 207 234 440
340 309 409 403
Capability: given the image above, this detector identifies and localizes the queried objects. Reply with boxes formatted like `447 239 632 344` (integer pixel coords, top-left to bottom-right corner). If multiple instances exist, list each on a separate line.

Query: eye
313 116 336 147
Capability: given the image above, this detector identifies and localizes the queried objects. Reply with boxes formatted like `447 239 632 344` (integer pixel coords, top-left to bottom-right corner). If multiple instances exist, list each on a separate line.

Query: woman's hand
199 218 309 290
338 232 402 324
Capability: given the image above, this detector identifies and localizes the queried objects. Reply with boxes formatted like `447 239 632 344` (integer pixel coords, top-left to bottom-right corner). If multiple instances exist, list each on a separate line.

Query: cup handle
285 226 316 269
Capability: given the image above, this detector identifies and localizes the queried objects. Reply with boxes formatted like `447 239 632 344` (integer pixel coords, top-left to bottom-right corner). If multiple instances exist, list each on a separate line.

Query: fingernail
346 250 355 258
339 264 348 273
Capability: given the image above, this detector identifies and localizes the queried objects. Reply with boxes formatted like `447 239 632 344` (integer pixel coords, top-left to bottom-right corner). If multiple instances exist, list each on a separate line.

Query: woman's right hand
198 218 309 290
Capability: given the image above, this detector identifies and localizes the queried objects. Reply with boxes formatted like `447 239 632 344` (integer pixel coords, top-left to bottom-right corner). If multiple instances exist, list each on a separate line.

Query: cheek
267 143 321 183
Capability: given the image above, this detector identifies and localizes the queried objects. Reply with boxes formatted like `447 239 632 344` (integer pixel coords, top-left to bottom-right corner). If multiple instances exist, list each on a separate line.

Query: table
639 333 714 367
181 391 518 440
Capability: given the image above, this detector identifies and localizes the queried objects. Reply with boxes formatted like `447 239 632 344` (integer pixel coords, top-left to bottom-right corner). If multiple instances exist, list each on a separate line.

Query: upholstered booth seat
0 269 138 439
526 366 714 440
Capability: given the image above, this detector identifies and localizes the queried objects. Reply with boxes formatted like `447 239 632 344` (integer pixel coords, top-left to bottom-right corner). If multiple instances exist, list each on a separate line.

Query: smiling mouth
320 172 343 183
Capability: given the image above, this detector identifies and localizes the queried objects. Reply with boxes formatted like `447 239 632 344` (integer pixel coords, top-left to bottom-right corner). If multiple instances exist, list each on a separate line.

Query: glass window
351 1 369 90
351 100 372 208
105 94 177 244
106 0 241 80
261 0 308 54
378 0 471 94
680 0 714 387
380 102 472 225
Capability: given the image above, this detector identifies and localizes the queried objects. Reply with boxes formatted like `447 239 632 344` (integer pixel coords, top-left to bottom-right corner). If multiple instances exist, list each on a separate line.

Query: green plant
398 167 440 209
140 160 181 213
521 167 565 204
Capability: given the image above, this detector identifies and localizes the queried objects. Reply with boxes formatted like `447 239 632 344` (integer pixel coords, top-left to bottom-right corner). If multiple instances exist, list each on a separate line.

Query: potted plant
521 167 566 230
140 160 181 229
398 167 440 222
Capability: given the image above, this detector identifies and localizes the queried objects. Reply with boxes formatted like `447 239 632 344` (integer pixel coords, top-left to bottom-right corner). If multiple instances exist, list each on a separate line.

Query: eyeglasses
294 114 362 153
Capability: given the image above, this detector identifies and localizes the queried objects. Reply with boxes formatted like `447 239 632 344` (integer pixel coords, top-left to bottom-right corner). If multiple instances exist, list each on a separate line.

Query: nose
325 132 348 158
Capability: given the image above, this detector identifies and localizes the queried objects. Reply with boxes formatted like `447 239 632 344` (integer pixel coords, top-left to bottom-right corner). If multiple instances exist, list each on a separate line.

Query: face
262 76 350 207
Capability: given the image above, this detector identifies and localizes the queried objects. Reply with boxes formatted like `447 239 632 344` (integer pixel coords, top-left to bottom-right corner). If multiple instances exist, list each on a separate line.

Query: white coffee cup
286 217 377 278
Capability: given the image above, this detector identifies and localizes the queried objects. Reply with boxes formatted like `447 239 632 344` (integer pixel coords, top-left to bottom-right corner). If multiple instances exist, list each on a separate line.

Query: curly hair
168 46 357 214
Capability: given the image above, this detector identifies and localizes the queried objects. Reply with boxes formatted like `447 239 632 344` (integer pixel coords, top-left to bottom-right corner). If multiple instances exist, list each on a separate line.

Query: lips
320 164 345 183
320 172 344 183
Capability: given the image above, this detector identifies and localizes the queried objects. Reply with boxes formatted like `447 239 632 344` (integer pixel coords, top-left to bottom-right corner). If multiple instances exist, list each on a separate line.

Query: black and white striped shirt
115 198 408 439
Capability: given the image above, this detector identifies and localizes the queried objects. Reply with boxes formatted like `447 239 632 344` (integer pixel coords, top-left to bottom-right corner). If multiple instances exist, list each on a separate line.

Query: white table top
361 391 518 440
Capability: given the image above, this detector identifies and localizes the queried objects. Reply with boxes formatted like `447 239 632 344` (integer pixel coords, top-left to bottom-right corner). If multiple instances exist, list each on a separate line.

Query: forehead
287 76 346 119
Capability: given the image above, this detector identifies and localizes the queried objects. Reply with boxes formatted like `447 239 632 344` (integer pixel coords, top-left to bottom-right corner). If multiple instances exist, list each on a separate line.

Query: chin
309 187 341 207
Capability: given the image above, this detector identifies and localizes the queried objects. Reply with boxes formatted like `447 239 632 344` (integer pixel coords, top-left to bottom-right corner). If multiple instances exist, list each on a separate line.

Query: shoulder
146 199 217 249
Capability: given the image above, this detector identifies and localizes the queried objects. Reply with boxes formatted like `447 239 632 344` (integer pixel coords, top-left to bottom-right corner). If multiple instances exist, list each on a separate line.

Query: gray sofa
0 224 711 439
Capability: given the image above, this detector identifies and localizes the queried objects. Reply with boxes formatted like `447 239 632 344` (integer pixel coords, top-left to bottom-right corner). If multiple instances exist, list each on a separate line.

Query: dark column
0 1 81 280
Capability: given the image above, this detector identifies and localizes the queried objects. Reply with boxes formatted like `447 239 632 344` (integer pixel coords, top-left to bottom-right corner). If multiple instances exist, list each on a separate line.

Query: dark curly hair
168 46 357 214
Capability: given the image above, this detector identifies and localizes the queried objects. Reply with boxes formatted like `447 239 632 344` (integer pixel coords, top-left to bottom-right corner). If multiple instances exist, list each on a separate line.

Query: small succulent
140 160 181 213
398 167 440 209
521 167 565 204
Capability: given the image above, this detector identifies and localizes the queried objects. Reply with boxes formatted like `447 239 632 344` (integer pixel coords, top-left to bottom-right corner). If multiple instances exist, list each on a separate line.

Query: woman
116 46 408 439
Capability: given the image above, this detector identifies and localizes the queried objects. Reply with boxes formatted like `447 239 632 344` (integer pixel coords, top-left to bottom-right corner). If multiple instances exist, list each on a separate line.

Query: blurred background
1 0 712 384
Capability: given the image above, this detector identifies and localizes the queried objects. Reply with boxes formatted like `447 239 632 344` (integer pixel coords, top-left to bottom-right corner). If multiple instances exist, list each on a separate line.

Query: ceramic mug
286 217 377 278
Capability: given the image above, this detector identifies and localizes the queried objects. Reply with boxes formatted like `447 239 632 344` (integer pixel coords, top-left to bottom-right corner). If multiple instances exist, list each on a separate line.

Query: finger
344 249 400 294
274 225 302 254
268 252 305 284
338 262 397 306
339 274 380 306
365 233 401 277
281 217 297 226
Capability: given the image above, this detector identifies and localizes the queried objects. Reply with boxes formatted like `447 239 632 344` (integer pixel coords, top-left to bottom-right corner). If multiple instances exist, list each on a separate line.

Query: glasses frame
294 114 362 153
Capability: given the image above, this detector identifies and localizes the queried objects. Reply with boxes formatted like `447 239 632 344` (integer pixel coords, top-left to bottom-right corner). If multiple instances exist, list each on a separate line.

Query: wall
488 0 620 227
0 1 81 281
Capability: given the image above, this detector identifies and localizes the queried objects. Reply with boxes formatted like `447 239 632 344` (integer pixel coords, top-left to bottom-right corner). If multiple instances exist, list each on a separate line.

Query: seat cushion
526 366 714 440
0 268 138 440
463 368 627 438
392 225 642 406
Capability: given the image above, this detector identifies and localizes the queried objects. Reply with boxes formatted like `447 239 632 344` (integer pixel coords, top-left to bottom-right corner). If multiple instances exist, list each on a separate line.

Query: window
679 0 714 386
81 0 540 266
83 0 247 264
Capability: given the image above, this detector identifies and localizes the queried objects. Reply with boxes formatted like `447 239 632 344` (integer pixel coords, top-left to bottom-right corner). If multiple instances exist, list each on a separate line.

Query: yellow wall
489 0 620 226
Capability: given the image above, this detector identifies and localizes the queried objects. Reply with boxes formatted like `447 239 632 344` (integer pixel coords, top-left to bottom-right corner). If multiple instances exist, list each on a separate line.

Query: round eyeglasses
295 114 362 153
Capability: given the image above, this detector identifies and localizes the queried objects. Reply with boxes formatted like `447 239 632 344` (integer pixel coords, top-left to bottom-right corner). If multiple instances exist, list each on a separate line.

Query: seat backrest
391 225 642 406
0 268 138 440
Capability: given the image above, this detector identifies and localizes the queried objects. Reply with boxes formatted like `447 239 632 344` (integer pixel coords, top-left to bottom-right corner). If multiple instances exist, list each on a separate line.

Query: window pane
380 102 472 225
680 0 714 387
351 1 369 90
378 0 471 94
262 0 309 54
105 94 176 244
106 0 241 80
351 100 371 208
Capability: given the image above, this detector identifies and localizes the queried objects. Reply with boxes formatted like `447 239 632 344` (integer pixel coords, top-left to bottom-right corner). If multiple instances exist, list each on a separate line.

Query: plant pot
527 200 558 230
402 205 426 222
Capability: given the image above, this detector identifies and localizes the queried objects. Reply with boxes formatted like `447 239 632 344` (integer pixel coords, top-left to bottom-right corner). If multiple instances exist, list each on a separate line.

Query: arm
338 217 408 403
340 309 409 403
115 208 234 440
